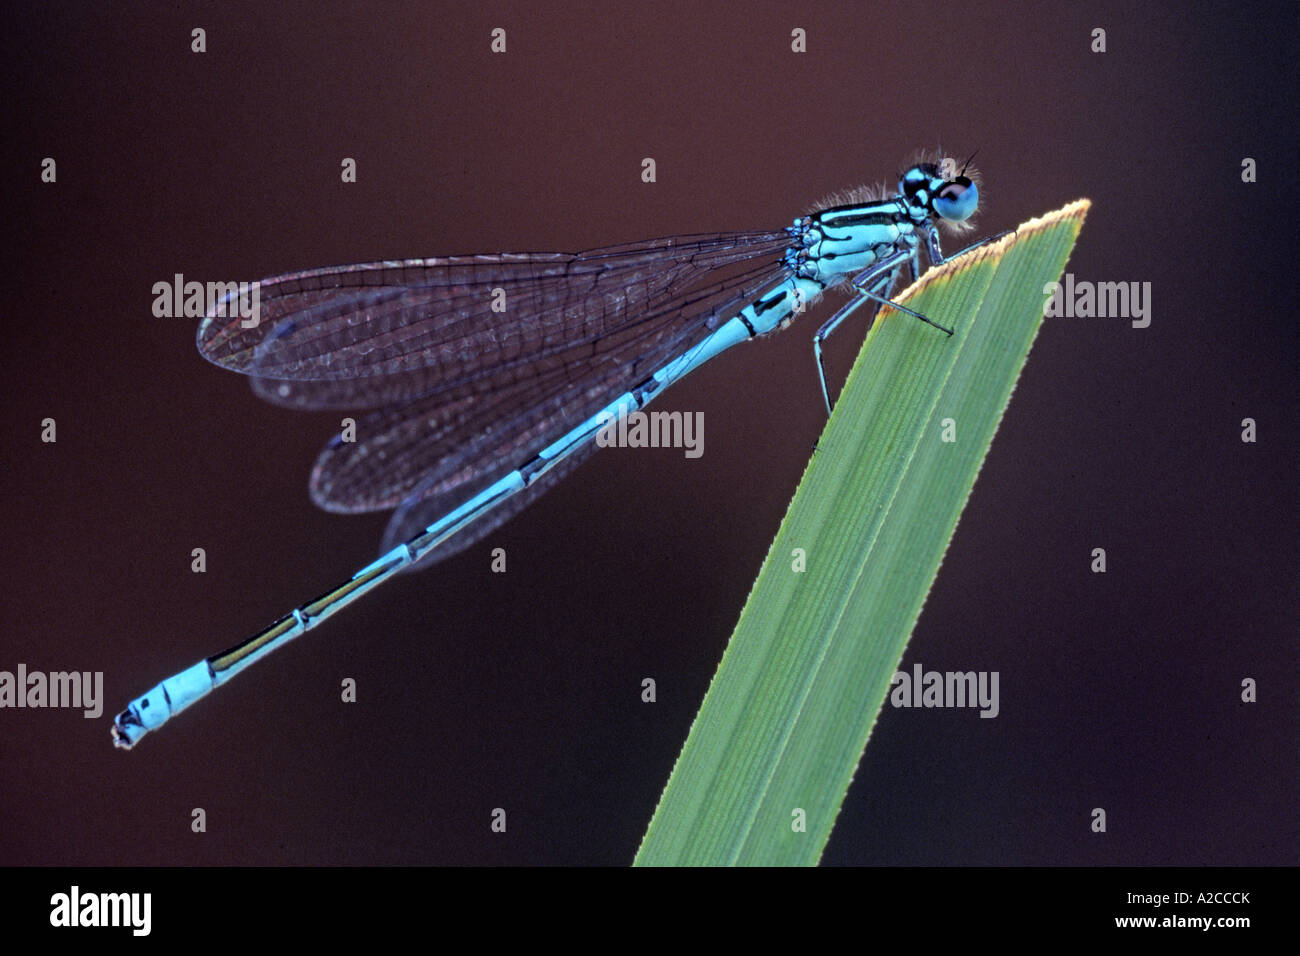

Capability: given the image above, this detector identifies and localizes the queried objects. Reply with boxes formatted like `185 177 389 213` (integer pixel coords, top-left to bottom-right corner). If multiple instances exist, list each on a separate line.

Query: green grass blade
634 200 1091 866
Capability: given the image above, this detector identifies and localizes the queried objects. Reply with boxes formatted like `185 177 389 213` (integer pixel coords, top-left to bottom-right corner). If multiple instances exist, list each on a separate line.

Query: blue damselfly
112 153 999 748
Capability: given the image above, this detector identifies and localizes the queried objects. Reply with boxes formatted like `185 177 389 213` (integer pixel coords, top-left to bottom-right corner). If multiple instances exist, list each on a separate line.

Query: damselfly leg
813 267 904 416
811 226 1017 416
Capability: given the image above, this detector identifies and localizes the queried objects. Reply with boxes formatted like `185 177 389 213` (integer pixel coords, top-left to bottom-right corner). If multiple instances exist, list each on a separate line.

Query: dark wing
327 252 793 569
197 230 793 568
197 232 790 408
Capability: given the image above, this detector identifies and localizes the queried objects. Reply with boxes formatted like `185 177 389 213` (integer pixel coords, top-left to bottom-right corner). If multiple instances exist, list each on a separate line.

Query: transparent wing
378 439 602 569
305 254 790 508
197 229 794 569
322 256 792 571
197 231 790 408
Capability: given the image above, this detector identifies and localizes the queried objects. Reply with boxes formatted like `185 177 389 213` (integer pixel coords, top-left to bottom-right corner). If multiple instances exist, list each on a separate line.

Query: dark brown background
2 1 1295 866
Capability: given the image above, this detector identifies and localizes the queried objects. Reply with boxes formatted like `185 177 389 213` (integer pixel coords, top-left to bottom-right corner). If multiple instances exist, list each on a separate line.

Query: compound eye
938 177 972 202
934 176 978 221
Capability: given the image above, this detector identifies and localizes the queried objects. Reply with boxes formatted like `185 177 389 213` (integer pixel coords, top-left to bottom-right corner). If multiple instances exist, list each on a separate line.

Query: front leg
926 225 1015 267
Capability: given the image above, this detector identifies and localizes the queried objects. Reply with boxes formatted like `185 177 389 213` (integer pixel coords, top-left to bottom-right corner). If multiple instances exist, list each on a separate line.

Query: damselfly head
899 150 983 232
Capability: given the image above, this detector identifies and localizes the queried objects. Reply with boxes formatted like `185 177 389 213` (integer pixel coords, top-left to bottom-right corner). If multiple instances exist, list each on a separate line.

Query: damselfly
112 152 1000 748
